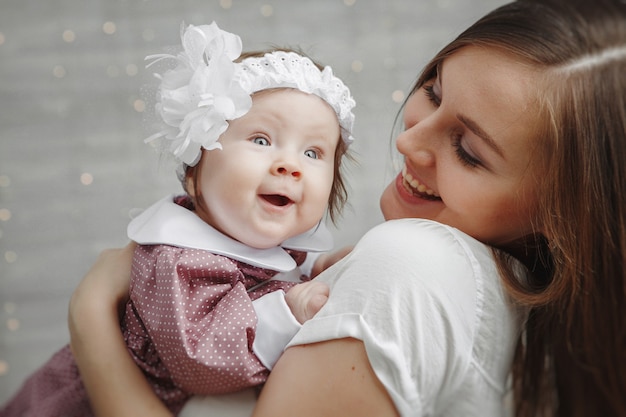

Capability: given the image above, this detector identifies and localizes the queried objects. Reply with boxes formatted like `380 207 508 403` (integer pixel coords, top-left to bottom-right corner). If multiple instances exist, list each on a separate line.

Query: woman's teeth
402 166 440 198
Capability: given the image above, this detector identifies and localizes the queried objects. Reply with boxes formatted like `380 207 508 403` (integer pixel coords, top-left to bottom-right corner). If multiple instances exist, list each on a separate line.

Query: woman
68 0 626 416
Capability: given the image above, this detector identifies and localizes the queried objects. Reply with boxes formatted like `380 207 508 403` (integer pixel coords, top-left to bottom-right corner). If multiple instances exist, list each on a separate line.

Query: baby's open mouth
261 194 293 206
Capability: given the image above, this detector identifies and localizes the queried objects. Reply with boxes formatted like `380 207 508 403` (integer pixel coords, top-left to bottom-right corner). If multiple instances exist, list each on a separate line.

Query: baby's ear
184 167 196 197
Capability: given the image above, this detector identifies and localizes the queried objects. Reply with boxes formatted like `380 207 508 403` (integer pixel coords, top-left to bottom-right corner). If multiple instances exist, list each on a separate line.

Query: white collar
127 195 333 272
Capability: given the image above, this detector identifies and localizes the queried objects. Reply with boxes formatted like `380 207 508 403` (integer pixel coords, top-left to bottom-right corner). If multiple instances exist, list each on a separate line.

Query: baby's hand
285 281 329 324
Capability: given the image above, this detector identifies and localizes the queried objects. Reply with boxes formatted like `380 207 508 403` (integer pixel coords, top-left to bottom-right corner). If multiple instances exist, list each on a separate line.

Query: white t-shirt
287 219 525 416
180 219 525 417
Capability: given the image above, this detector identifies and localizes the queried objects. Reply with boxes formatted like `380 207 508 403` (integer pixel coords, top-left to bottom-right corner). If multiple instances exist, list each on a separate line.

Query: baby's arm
250 247 346 369
251 281 328 370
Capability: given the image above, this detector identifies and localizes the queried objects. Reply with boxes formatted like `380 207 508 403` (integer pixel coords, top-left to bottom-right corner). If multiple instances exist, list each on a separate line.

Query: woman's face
380 46 542 247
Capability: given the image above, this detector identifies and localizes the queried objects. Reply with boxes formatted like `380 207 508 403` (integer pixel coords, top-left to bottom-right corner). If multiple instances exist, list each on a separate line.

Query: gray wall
0 0 508 402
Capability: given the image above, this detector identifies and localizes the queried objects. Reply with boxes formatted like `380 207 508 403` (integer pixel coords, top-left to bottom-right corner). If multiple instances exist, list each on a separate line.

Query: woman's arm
252 338 399 417
68 243 173 417
69 236 402 417
69 245 398 417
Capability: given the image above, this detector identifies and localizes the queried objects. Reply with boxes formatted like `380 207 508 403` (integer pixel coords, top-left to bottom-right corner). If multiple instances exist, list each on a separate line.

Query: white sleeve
250 251 323 369
287 219 492 416
251 290 302 370
179 389 256 417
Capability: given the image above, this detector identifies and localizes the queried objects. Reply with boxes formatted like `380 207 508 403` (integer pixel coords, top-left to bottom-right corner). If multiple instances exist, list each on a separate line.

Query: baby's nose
273 160 301 178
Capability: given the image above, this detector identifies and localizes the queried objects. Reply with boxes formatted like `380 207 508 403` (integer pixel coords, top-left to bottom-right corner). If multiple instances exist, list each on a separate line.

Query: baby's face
190 89 340 249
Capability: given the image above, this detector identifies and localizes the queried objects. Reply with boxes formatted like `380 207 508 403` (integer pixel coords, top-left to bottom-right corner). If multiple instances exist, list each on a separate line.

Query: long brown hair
407 0 626 415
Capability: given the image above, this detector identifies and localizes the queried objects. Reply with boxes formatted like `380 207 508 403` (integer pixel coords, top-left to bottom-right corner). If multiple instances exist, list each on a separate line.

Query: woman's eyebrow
457 114 505 158
439 60 504 158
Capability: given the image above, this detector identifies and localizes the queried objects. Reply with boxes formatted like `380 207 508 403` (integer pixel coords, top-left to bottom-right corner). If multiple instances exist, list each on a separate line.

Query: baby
0 21 355 416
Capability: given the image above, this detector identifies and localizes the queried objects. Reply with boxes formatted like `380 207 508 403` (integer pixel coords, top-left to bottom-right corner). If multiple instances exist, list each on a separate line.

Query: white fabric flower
145 22 356 167
146 22 251 166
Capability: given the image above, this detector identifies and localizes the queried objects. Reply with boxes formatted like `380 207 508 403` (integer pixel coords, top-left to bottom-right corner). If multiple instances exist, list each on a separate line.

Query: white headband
145 22 356 166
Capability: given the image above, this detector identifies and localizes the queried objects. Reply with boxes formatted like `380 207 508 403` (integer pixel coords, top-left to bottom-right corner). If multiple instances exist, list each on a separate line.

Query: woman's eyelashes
422 83 483 169
423 83 441 107
452 137 481 168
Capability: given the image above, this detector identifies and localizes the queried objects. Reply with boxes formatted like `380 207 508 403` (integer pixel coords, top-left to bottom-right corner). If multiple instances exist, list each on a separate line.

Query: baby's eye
252 137 270 146
304 149 319 159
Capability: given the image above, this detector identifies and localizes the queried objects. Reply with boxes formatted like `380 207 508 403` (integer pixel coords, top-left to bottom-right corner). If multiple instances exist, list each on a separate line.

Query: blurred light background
0 0 508 403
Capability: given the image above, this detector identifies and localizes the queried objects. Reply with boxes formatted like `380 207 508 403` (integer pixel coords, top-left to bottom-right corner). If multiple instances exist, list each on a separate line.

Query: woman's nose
396 126 437 167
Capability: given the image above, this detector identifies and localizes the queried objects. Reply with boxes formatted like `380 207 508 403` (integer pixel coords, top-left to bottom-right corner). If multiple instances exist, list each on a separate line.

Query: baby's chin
234 230 290 250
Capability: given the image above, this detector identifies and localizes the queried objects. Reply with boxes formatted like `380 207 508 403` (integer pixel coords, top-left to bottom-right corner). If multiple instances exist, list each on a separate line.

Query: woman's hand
68 242 173 417
69 243 136 327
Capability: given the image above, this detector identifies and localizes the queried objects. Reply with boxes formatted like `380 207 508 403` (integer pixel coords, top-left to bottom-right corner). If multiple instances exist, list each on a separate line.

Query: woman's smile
380 45 541 246
401 165 440 200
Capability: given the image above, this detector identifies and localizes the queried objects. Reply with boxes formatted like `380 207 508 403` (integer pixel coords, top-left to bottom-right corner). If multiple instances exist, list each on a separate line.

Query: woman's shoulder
351 219 511 335
357 220 524 405
363 218 488 249
318 219 499 319
356 219 494 277
296 220 520 414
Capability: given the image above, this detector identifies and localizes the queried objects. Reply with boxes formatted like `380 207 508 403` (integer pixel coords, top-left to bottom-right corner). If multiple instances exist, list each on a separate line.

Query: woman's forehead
441 46 542 168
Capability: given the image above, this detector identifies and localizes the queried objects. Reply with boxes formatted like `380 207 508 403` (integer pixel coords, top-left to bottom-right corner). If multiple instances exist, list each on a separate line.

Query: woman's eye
452 136 481 168
252 137 270 146
304 149 319 159
423 83 441 107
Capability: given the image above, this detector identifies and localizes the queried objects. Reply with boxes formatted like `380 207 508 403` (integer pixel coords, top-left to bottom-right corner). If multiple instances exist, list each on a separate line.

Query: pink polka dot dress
0 195 329 416
122 244 301 412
